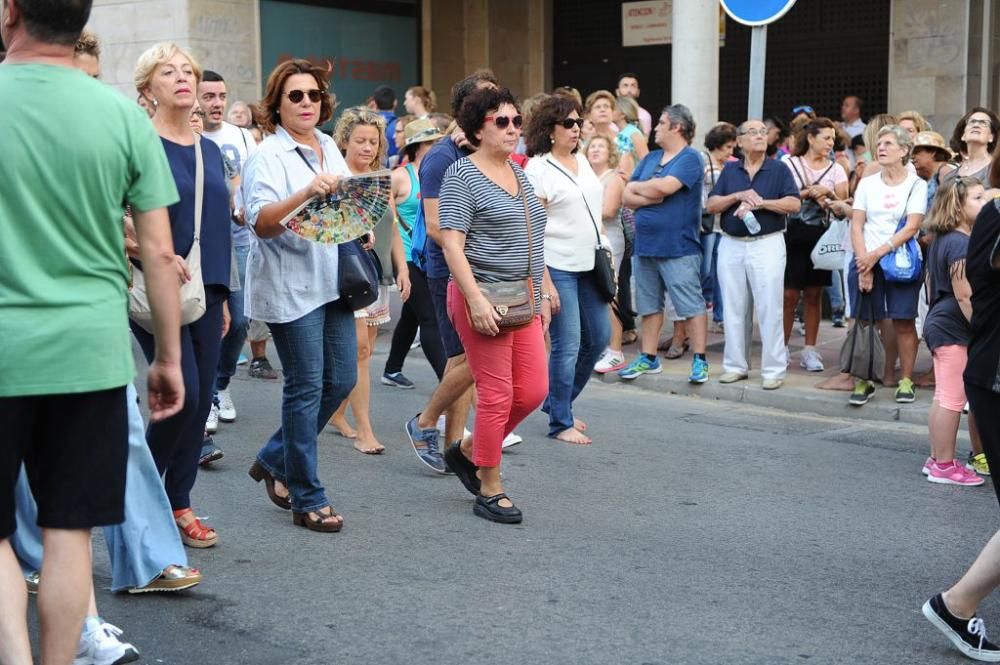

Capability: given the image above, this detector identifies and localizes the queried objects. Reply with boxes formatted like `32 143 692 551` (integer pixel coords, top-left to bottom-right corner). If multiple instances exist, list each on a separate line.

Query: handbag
839 293 885 382
788 157 834 227
337 236 380 311
128 135 207 333
545 158 615 302
465 164 537 332
810 218 849 270
878 180 923 283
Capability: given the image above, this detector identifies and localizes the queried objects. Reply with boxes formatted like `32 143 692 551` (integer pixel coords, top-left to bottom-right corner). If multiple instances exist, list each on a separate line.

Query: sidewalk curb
596 371 930 427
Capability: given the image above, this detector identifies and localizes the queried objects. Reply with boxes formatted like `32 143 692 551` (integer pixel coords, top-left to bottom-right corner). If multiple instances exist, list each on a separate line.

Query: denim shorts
847 262 921 320
428 276 465 358
634 254 706 318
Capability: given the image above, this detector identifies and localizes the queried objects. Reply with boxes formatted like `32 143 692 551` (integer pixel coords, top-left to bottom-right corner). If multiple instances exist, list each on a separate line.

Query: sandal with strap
248 461 292 510
173 508 218 548
663 340 690 360
292 505 343 533
473 493 523 524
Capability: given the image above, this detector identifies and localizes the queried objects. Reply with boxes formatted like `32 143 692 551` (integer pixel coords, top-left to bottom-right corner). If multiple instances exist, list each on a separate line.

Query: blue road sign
720 0 797 26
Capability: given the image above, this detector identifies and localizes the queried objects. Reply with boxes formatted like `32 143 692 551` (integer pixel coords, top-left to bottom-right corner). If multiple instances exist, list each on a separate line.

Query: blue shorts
428 276 465 358
847 262 922 320
634 254 706 318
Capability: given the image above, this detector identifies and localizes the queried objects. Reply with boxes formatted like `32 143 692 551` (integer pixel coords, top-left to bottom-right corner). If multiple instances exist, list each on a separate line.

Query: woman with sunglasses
131 43 233 548
438 87 552 523
943 108 1000 187
327 107 411 455
524 94 609 445
243 59 356 533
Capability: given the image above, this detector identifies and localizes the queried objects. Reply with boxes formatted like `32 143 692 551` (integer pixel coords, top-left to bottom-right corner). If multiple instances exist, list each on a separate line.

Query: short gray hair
662 104 696 143
876 124 914 164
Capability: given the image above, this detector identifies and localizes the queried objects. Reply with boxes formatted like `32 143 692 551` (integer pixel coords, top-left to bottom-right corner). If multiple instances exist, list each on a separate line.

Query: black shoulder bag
294 147 379 310
788 157 835 227
545 158 616 302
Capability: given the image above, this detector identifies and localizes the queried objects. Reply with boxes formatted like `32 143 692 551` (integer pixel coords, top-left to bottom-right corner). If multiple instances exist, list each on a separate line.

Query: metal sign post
720 0 797 119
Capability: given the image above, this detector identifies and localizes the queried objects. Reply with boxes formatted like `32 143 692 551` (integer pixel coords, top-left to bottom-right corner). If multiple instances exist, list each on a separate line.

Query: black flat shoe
473 493 522 524
444 442 480 496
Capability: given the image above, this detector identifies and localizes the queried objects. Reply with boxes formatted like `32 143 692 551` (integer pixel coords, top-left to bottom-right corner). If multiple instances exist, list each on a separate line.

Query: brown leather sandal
248 461 291 510
292 506 343 533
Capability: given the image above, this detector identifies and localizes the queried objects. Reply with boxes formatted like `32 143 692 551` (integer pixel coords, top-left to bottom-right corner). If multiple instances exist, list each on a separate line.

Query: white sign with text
622 0 672 47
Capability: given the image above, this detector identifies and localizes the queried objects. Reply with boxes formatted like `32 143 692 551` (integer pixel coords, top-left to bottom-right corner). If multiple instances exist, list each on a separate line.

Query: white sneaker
73 619 140 665
594 350 625 374
435 415 472 442
799 348 825 372
205 404 219 434
217 388 236 422
502 432 523 449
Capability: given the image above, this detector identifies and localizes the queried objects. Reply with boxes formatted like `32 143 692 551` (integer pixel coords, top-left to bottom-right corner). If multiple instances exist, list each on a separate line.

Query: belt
722 230 784 243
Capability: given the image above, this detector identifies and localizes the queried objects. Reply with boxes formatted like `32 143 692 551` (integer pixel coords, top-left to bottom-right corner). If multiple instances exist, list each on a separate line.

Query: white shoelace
968 617 989 650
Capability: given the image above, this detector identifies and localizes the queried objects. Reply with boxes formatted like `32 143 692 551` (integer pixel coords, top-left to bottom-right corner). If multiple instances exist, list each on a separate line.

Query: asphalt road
30 333 998 665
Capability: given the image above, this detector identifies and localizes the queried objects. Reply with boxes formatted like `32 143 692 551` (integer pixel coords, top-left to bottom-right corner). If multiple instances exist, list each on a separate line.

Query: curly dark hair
704 122 738 151
950 106 1000 156
456 87 519 148
523 94 583 157
256 59 337 135
449 69 499 117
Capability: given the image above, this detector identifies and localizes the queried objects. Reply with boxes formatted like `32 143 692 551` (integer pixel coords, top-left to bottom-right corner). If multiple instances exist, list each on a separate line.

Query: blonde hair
897 110 930 134
586 133 620 170
924 176 981 234
333 107 388 171
75 29 100 58
584 90 616 115
615 96 639 125
863 113 896 154
133 42 202 95
406 86 436 113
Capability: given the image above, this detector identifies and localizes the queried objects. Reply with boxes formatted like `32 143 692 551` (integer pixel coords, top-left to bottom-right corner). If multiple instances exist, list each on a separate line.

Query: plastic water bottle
741 209 761 234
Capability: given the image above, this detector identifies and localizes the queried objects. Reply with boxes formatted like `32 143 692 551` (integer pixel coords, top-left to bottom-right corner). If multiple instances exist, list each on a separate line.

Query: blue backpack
409 196 428 270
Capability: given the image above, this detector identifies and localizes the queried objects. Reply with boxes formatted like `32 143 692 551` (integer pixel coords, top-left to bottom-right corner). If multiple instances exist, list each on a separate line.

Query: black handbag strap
703 151 717 188
294 146 318 174
545 157 603 248
789 156 835 192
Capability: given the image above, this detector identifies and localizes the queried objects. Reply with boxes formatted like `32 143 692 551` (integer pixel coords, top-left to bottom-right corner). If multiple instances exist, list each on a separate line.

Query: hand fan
280 170 392 244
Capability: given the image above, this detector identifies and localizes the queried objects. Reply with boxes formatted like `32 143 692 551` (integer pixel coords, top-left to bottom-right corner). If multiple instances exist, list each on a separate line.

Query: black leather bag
788 157 834 227
337 237 379 311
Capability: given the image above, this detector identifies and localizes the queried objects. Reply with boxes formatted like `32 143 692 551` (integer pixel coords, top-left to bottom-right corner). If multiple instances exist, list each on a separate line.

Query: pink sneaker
921 457 934 476
927 461 985 486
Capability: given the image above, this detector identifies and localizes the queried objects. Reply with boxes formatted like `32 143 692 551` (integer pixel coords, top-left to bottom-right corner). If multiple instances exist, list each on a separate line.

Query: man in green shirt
0 1 185 662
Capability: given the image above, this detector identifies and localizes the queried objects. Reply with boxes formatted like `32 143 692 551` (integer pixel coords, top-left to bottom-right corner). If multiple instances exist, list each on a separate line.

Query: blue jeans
256 302 356 513
701 233 723 322
543 268 610 436
12 384 187 591
216 243 250 392
827 269 844 312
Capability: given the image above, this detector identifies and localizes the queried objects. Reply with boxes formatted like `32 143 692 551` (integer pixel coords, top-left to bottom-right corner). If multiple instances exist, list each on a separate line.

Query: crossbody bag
788 156 835 227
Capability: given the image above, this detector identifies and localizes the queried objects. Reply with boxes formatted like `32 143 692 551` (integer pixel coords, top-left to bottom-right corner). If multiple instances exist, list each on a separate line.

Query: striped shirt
439 158 547 307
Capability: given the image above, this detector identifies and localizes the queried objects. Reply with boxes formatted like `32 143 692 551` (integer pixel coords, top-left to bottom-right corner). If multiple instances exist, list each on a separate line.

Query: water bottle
741 209 761 235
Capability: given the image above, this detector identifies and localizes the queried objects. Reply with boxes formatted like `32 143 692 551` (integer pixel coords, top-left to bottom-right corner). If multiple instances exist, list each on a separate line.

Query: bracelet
885 239 896 251
540 294 552 301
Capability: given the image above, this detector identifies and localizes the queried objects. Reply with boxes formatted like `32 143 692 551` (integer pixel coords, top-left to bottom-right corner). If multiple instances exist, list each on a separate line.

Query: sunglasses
485 114 523 129
967 117 992 128
557 118 585 129
792 105 814 115
285 89 323 104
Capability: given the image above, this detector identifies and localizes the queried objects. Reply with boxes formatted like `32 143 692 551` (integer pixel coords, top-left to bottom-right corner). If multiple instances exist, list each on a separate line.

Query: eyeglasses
967 117 992 128
485 114 523 129
792 105 814 115
191 110 206 118
740 129 768 137
285 89 323 104
557 118 585 129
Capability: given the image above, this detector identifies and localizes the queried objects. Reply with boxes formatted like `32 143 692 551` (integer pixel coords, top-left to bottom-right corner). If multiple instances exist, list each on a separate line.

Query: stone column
671 0 719 148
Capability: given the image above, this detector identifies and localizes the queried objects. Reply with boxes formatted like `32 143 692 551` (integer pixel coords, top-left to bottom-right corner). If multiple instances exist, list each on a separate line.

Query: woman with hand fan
243 59 355 533
327 107 412 455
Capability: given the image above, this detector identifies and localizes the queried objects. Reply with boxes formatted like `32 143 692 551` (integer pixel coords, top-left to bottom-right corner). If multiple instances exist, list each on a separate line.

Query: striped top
439 158 547 307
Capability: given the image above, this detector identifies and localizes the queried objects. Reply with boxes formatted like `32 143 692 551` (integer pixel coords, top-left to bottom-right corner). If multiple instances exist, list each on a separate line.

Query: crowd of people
4 1 1000 663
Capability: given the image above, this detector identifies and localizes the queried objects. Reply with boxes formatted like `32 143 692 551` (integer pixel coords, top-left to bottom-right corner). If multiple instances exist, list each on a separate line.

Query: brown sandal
292 506 343 533
248 461 291 510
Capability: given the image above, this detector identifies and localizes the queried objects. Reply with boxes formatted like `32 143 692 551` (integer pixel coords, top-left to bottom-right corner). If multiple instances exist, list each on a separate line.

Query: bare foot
328 416 357 439
816 372 856 391
883 373 898 388
555 427 592 445
274 479 289 502
310 506 343 529
353 436 385 455
914 368 936 388
574 418 587 432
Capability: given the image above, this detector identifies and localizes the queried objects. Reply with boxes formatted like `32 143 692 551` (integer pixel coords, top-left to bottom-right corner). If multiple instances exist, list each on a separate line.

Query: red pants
447 282 548 467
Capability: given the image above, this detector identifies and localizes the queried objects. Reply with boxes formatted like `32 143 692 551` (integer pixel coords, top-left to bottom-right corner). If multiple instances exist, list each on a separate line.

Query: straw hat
404 118 444 147
912 131 952 161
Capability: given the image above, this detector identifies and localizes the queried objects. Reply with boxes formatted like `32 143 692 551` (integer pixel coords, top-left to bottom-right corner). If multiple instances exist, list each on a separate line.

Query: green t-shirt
0 63 179 397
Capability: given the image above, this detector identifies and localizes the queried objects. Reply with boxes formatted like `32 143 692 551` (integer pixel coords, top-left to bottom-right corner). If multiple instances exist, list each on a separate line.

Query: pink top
783 155 848 192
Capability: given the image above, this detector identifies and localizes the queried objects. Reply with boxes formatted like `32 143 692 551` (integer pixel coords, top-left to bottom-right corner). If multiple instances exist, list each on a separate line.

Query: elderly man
706 119 801 390
620 104 708 384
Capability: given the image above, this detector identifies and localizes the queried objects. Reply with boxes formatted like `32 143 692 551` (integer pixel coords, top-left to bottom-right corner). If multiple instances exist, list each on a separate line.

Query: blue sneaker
237 353 249 366
405 414 446 474
618 355 661 380
688 357 709 384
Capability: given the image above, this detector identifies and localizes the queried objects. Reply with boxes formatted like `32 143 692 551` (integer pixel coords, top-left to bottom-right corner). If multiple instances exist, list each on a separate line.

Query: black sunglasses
285 89 323 104
557 118 585 129
486 114 523 129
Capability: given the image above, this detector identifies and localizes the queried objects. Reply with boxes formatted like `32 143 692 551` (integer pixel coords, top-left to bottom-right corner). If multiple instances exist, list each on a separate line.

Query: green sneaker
895 377 916 403
618 355 662 380
967 452 991 476
849 379 875 406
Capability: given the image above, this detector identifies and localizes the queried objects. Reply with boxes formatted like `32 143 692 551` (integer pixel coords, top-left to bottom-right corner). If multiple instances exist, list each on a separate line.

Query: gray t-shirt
924 230 970 350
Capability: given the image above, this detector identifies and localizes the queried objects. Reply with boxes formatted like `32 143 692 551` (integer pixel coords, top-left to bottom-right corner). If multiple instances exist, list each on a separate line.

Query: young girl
922 177 987 486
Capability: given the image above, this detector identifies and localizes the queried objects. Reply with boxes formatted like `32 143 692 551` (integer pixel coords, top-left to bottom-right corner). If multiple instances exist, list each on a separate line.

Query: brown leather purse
465 166 536 332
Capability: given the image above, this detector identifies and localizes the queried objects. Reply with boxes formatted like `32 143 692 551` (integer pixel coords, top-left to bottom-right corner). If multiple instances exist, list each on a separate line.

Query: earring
152 98 158 107
550 136 555 144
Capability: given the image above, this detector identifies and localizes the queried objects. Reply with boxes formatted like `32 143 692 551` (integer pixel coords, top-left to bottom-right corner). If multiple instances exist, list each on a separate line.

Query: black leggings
615 240 637 331
385 262 447 379
967 383 1000 510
